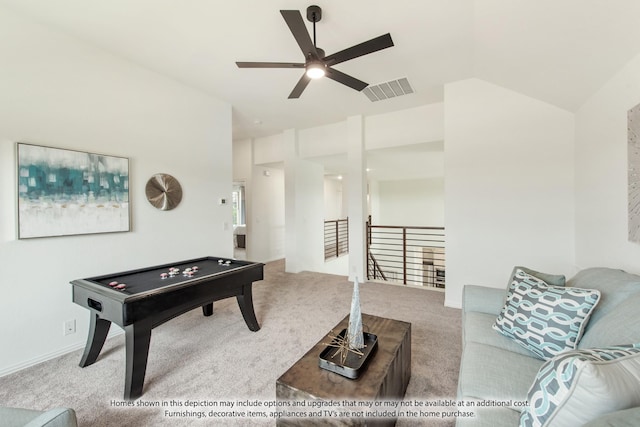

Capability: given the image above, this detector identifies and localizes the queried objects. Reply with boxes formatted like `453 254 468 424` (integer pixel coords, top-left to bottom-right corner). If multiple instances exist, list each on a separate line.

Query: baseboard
0 329 124 378
444 298 462 309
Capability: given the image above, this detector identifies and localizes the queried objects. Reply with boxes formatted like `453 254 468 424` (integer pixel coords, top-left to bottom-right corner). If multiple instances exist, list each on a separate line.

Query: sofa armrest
582 407 640 427
462 285 506 316
24 408 77 427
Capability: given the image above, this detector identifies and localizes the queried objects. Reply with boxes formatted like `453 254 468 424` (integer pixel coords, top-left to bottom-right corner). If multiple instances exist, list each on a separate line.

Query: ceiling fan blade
288 74 312 99
324 33 394 66
236 62 304 68
325 68 368 91
280 10 318 59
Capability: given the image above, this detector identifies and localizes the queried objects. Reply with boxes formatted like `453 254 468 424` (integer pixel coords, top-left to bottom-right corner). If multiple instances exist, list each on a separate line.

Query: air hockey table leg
79 313 111 367
236 283 260 332
124 319 152 400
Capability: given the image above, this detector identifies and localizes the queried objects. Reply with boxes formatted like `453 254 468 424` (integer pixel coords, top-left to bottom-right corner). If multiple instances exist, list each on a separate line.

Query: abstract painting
17 143 130 239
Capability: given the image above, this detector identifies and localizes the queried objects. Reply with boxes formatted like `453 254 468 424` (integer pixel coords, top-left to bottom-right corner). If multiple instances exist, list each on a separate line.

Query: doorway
232 181 246 259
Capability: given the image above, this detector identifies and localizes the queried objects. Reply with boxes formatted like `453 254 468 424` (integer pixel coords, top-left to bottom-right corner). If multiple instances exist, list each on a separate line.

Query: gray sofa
456 267 640 426
0 406 77 427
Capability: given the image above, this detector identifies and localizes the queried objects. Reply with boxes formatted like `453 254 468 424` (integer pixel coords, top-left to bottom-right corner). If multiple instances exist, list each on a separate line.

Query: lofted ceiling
2 0 640 142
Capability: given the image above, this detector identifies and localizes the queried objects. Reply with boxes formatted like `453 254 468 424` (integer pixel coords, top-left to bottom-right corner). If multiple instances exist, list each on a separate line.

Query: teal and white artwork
17 143 130 239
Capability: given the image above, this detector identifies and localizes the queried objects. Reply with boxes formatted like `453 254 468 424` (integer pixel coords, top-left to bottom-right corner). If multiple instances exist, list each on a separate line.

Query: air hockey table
71 256 264 399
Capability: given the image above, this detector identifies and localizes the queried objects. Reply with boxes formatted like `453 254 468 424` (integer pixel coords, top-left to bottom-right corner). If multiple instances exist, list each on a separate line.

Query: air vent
362 77 414 102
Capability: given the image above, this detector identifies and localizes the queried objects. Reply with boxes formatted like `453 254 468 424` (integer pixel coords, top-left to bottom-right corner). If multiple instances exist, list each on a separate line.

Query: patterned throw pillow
520 344 640 427
493 269 600 360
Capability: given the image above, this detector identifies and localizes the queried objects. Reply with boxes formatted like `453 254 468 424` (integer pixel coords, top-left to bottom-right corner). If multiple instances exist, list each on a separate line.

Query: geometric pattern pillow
520 344 640 427
493 268 600 360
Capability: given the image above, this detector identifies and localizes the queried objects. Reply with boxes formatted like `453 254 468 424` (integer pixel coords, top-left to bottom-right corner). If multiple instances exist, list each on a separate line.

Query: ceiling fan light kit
306 61 326 79
236 5 394 99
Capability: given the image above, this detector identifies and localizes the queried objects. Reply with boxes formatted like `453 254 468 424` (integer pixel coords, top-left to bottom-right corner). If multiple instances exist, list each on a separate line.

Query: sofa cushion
0 407 43 426
457 342 542 405
579 291 640 348
566 267 640 326
464 311 537 358
493 269 600 360
0 407 77 427
508 266 566 288
520 344 640 427
456 407 521 427
581 407 640 427
463 285 506 316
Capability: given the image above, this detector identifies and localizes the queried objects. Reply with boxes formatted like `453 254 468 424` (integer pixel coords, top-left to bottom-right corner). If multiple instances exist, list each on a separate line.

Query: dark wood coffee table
276 313 411 426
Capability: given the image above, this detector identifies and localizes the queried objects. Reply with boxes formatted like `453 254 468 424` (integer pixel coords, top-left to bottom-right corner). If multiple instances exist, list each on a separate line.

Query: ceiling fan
236 5 394 99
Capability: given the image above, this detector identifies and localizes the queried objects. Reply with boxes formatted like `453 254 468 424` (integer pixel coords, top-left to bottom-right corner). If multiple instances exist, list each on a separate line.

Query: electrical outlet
63 319 76 336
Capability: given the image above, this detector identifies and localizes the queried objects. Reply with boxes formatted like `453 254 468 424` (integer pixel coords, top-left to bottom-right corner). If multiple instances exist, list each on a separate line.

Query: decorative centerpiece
319 277 378 379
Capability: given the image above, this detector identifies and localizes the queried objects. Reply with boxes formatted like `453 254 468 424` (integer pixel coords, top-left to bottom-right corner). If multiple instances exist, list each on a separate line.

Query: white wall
284 128 325 273
232 138 252 182
253 133 284 165
0 6 232 375
575 52 640 272
346 115 368 282
299 122 348 159
444 78 575 308
254 103 445 165
365 103 444 150
250 165 285 262
324 177 345 220
375 178 445 227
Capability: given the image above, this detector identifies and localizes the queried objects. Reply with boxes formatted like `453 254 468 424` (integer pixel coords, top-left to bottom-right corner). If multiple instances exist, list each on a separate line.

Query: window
232 184 245 226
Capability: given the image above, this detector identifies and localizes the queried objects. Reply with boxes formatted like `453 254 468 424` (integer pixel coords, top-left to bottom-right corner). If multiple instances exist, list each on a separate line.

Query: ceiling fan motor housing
307 5 322 23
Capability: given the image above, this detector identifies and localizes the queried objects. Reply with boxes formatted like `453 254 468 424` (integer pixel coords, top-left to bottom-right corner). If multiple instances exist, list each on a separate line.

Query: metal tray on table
318 328 378 379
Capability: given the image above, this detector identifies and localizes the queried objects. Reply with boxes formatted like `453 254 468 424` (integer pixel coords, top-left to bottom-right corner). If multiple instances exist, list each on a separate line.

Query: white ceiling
2 0 640 142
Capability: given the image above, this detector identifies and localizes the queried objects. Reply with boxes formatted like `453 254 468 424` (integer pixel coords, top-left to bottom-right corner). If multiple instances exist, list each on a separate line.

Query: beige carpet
0 260 462 426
